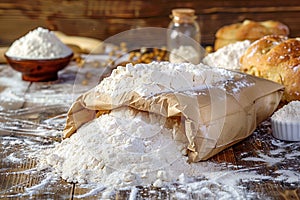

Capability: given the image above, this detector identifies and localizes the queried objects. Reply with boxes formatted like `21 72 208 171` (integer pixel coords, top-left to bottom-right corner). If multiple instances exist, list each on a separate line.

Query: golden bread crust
214 20 289 50
240 35 300 102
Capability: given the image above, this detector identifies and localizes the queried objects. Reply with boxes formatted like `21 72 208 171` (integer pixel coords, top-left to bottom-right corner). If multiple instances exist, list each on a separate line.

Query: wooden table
0 53 299 200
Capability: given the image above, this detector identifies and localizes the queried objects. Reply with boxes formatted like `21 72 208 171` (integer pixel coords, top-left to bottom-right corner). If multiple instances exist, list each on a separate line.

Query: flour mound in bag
96 61 236 98
63 61 283 163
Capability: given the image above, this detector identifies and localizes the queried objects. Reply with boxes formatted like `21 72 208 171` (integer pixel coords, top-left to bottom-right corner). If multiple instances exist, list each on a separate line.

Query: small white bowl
271 101 300 142
271 119 300 141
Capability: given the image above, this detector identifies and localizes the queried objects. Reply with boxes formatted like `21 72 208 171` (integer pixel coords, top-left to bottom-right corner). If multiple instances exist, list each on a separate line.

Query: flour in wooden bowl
6 27 72 59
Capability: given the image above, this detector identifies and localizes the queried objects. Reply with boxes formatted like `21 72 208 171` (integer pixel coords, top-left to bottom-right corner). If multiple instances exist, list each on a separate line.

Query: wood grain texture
1 0 300 46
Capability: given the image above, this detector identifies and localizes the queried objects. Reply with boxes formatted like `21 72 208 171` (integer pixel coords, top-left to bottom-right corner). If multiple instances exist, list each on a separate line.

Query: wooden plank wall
1 0 300 46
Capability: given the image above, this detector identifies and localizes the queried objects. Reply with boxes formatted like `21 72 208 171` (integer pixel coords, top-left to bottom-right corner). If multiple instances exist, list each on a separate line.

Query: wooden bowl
4 53 73 82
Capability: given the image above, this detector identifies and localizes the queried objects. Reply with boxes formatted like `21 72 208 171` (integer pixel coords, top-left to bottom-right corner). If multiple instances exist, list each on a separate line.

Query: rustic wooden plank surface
0 52 299 199
1 0 300 46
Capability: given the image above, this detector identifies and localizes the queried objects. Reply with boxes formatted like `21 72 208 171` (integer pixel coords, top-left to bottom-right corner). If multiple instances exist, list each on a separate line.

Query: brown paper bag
63 69 283 162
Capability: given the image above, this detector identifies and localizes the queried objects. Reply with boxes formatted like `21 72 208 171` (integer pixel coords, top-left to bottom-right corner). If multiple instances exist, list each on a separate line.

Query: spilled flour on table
241 152 284 166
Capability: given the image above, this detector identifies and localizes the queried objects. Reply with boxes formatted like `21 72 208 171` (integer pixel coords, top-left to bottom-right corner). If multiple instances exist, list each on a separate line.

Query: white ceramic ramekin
271 119 300 141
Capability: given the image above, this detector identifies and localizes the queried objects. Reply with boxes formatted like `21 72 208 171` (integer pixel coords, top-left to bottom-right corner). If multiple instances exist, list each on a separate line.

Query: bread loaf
215 20 289 50
240 35 300 102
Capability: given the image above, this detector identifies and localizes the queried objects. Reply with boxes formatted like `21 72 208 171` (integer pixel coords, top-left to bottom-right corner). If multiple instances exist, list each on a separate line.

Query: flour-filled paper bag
63 62 283 162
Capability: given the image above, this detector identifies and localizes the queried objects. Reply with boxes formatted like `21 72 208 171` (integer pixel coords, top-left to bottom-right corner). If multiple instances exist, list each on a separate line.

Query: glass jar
167 8 202 64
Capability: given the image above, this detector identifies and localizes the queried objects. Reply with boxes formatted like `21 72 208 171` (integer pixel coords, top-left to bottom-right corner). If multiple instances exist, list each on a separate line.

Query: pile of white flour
271 101 300 121
202 40 251 70
39 107 189 186
38 106 244 198
6 27 72 59
37 62 247 198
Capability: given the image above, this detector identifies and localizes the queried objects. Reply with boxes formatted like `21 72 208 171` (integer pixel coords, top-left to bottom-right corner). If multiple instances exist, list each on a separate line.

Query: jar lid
171 8 196 23
171 8 196 18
